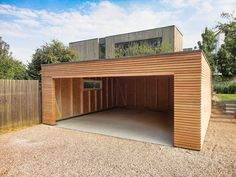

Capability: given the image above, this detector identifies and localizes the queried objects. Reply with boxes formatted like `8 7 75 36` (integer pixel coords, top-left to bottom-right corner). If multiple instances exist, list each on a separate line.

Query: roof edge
69 38 99 45
69 25 181 44
41 50 203 67
201 51 211 71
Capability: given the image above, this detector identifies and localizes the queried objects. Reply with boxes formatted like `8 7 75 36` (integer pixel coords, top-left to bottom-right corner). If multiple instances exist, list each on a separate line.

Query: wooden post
42 77 56 125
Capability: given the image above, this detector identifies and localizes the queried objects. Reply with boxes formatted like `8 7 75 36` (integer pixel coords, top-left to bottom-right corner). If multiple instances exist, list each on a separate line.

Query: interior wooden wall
54 76 173 120
54 77 116 120
116 76 173 112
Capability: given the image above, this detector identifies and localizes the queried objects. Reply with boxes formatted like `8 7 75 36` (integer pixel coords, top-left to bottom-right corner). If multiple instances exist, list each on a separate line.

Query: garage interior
55 76 174 146
42 51 212 150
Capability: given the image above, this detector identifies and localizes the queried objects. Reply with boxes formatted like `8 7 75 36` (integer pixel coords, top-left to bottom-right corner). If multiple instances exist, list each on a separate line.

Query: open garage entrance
55 75 174 146
42 51 212 150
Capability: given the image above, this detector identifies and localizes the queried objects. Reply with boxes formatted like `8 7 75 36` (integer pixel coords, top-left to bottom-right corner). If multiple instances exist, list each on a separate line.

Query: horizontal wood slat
200 54 212 148
41 51 211 150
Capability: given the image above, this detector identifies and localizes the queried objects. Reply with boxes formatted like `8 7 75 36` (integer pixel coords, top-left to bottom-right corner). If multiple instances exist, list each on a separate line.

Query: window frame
83 79 102 91
115 37 163 57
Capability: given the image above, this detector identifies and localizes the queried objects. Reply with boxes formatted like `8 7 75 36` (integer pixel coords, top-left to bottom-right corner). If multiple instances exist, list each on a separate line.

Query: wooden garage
41 50 211 150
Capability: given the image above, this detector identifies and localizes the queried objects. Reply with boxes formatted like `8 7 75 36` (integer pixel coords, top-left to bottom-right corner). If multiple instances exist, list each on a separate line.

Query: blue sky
0 0 236 63
1 0 99 10
1 0 146 10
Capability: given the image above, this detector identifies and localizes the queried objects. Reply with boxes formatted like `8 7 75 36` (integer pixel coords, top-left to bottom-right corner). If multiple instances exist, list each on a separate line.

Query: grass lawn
217 94 236 102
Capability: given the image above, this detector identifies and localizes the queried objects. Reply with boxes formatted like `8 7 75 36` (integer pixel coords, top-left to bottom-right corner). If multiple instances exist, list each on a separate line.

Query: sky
0 0 236 64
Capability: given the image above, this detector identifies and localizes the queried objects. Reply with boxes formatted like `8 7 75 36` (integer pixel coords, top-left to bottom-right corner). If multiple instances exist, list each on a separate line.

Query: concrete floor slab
57 108 173 146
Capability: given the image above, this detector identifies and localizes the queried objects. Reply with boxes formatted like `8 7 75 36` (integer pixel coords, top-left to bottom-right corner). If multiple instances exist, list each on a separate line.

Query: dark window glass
99 44 106 59
115 37 162 57
84 80 102 90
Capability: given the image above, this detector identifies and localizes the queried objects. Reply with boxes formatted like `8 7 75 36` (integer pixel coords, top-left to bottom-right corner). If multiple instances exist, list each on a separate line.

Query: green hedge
213 82 236 94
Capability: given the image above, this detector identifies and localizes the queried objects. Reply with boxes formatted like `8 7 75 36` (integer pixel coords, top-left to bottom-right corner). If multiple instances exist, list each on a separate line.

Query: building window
115 37 162 57
99 44 106 59
84 80 102 90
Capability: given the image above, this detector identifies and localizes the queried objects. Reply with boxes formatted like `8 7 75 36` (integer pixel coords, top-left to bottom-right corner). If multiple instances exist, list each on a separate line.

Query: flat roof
69 25 183 45
41 50 210 69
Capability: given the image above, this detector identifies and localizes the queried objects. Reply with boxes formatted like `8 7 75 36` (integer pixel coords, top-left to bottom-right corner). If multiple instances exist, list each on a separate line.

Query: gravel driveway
0 118 236 177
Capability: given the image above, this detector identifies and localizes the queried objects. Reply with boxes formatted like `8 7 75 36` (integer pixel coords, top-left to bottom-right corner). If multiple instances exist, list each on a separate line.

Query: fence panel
0 80 39 132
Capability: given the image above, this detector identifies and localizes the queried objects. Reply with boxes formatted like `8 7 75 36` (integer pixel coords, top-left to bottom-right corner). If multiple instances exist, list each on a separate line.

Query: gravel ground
0 118 236 177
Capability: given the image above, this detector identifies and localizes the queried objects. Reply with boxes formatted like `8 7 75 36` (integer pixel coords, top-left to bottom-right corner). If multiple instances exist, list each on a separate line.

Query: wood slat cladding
42 77 56 125
41 50 211 150
115 76 173 112
54 76 172 121
200 54 212 147
54 77 116 120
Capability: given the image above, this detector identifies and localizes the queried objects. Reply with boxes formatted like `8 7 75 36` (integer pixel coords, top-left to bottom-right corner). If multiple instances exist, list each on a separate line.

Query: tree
197 27 217 70
0 38 27 80
215 12 236 78
216 45 235 78
0 37 11 57
27 40 77 80
115 42 173 58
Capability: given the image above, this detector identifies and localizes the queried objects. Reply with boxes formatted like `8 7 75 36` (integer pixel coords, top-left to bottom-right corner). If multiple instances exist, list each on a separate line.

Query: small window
84 80 102 90
99 44 106 59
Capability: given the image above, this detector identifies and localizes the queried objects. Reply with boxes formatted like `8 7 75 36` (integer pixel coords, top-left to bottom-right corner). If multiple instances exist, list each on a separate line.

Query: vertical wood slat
115 76 171 112
79 78 83 115
0 80 39 131
55 78 110 121
106 78 109 108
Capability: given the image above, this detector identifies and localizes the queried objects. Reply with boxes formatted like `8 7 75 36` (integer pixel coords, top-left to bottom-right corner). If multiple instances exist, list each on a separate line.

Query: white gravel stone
0 119 236 177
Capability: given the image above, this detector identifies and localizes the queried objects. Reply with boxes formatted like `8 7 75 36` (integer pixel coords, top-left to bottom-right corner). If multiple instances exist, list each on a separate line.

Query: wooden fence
0 80 39 132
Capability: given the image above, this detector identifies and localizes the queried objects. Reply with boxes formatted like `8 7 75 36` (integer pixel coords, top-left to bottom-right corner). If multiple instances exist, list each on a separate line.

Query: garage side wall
54 78 116 120
200 54 212 147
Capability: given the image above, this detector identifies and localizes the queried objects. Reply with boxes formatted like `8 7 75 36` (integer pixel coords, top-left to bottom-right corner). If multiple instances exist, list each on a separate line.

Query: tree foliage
215 12 236 78
0 37 11 57
216 44 235 78
198 12 236 79
115 42 174 58
27 40 77 80
197 27 217 70
0 37 27 80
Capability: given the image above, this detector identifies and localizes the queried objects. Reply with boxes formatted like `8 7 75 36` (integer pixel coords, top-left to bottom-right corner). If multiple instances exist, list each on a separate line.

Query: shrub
115 42 174 58
213 81 236 94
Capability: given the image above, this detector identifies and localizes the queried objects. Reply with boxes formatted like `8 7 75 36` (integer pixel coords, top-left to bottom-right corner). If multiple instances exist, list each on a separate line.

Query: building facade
69 25 183 61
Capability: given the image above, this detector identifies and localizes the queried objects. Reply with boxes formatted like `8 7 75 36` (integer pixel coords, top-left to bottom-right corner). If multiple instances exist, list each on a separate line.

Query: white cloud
161 0 201 8
14 18 40 27
0 4 37 18
0 0 236 64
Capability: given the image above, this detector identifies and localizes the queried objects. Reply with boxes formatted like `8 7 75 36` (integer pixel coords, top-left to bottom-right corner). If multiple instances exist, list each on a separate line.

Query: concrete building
69 25 183 61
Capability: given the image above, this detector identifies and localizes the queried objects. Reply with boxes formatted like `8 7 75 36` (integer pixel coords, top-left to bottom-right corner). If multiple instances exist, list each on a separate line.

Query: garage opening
55 76 174 146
